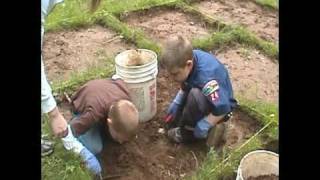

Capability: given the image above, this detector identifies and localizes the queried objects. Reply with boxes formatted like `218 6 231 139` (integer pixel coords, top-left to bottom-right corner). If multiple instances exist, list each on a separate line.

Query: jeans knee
188 88 202 100
186 88 211 115
91 142 103 155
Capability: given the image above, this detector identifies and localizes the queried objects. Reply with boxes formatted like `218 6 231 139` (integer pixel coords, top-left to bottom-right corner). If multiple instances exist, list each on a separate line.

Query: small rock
270 114 275 117
189 22 194 25
158 128 165 134
264 22 270 28
163 17 169 20
55 40 64 46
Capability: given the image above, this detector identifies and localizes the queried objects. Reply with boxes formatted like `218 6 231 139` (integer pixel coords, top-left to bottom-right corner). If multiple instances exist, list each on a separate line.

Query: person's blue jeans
71 112 103 155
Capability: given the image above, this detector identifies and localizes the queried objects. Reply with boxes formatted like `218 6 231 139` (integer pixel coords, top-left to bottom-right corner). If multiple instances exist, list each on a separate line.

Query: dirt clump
126 49 154 66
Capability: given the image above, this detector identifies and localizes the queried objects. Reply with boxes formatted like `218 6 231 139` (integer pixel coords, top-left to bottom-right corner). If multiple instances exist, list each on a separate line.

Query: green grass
42 116 92 180
45 0 96 32
188 96 278 180
52 58 115 95
95 11 161 54
192 25 278 59
45 0 180 31
255 0 278 10
100 0 180 15
45 0 277 61
176 2 227 30
174 2 278 59
237 96 278 125
189 131 264 180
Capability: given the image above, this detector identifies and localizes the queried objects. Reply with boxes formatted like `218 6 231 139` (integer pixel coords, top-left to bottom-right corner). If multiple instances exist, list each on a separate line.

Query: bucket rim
238 150 279 179
115 49 157 69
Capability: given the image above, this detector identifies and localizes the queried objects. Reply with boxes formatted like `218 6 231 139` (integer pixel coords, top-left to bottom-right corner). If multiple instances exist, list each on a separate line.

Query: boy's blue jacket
182 50 238 115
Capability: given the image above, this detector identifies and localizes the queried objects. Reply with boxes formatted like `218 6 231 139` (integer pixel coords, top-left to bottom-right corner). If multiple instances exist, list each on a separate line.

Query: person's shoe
41 139 54 157
167 127 183 143
206 122 226 148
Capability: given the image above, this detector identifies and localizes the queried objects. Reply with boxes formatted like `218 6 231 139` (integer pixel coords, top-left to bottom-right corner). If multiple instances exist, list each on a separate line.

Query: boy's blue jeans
70 112 104 155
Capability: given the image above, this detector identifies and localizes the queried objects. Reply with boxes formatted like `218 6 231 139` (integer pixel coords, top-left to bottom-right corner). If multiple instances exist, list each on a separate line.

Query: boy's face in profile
169 60 193 83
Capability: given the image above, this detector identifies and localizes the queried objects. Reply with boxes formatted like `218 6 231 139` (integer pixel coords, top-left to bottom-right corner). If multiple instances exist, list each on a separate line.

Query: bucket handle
151 69 158 79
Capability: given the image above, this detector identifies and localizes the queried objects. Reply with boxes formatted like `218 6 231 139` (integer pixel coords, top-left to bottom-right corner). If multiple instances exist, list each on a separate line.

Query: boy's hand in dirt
48 107 68 138
194 117 213 139
167 90 185 117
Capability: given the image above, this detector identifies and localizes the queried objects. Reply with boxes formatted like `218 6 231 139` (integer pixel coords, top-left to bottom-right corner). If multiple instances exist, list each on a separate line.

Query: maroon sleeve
69 109 98 137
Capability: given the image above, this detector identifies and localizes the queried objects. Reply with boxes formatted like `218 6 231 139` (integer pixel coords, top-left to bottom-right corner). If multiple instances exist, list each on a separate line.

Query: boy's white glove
111 74 122 80
61 125 85 154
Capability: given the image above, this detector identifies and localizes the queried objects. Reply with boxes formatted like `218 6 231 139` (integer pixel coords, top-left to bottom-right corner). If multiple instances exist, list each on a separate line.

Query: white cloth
61 125 85 154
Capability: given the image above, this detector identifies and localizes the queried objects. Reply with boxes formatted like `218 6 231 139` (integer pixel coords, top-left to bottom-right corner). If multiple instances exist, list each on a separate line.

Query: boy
61 78 139 176
161 36 237 146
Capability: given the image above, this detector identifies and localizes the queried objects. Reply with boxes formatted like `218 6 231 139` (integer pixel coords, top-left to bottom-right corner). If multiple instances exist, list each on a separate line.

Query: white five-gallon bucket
115 49 158 122
236 150 279 180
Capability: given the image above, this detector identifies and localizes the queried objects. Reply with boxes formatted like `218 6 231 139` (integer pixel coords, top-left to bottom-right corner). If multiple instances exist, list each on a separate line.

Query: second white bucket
236 150 279 180
115 49 158 122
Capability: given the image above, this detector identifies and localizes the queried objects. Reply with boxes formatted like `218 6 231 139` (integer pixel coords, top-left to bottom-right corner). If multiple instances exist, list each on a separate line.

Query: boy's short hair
161 35 193 71
109 100 139 139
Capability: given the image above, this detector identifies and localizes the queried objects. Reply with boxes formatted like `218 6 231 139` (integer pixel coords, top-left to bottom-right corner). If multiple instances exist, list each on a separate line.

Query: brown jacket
70 79 130 137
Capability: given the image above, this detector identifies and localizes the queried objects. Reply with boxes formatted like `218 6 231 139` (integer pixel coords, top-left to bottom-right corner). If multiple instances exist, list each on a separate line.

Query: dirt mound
125 49 154 66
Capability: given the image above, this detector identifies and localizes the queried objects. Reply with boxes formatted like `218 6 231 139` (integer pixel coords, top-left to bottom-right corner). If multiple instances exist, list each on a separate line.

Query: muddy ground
195 0 278 43
42 26 134 82
214 46 278 104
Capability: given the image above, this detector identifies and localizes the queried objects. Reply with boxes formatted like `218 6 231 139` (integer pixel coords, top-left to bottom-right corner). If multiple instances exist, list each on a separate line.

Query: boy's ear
186 59 193 67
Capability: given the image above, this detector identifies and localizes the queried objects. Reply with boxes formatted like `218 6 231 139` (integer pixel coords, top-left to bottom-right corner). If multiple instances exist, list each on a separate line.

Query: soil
195 0 278 43
123 8 211 44
214 47 278 104
247 174 279 180
42 25 134 82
